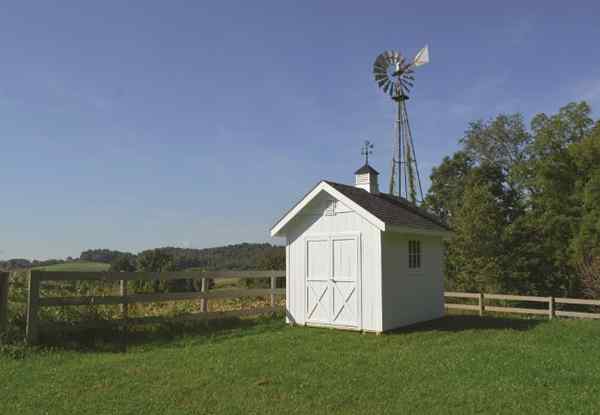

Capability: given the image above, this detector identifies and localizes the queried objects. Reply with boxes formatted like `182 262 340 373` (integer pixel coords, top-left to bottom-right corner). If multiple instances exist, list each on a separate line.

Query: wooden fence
4 271 600 344
0 272 8 334
24 270 285 344
445 291 600 320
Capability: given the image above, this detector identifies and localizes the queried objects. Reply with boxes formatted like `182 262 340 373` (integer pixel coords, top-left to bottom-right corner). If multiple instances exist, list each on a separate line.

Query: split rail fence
20 270 284 344
445 291 600 320
0 272 8 334
2 271 600 344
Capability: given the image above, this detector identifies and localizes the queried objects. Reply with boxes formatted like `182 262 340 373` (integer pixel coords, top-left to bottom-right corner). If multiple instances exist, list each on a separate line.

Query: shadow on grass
388 314 545 336
35 314 286 354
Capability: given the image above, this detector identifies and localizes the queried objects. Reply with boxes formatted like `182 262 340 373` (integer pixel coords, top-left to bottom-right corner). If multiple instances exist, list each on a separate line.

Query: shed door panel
332 237 358 326
305 235 359 328
306 239 331 323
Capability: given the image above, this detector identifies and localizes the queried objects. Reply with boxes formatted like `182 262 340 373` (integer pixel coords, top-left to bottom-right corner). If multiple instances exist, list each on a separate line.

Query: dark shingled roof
325 181 451 232
354 164 379 175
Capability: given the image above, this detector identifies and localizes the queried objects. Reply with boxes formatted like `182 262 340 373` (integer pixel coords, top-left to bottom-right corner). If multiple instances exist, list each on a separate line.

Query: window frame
408 239 422 270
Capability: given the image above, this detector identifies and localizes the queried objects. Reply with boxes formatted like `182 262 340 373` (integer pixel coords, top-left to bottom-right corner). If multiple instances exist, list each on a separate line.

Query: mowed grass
2 314 600 414
33 261 110 272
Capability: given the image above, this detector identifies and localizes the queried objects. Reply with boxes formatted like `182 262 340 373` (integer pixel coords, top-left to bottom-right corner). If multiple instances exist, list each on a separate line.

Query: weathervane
361 140 374 165
373 45 429 203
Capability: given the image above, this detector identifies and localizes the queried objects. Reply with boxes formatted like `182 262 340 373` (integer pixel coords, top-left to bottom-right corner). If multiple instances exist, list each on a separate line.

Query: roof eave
385 225 454 239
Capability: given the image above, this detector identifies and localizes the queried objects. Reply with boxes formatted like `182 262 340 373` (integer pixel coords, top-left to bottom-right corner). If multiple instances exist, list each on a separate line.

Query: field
31 263 241 289
32 261 110 272
2 314 600 414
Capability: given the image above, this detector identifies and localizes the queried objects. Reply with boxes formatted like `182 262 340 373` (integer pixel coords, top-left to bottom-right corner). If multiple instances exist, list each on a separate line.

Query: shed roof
270 180 451 237
324 181 451 232
354 163 379 175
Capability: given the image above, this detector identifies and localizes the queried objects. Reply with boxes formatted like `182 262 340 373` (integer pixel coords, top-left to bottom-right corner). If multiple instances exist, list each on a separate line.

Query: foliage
256 247 285 271
2 243 284 275
579 257 600 299
109 255 137 272
80 249 131 264
136 243 284 271
446 180 507 292
426 101 600 297
3 315 600 413
136 249 180 292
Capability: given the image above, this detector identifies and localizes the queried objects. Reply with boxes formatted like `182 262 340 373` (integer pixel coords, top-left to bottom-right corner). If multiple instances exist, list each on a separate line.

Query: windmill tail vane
373 45 429 204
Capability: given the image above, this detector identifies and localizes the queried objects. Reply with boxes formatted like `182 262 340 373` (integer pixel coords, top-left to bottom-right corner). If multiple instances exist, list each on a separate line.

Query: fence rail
25 270 285 344
6 272 600 344
445 291 600 320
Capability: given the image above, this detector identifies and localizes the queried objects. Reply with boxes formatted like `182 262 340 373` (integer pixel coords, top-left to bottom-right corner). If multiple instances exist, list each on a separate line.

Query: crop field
32 261 110 272
2 314 600 414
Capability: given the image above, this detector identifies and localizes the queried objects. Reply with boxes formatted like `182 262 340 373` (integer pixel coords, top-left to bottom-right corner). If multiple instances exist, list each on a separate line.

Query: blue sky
2 1 600 259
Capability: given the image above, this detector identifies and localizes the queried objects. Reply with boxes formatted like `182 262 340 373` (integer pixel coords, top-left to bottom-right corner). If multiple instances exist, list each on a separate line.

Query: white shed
270 163 452 333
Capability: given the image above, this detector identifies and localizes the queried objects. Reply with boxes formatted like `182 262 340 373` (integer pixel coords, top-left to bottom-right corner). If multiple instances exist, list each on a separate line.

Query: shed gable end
270 182 386 237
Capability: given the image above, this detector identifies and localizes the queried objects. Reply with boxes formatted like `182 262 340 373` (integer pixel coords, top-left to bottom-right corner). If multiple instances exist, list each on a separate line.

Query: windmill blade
373 66 387 76
413 45 430 67
373 61 388 72
385 50 395 65
374 74 388 83
383 80 391 94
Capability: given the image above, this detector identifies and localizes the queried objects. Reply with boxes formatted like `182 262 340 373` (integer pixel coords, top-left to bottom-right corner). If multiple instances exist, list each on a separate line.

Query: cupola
354 164 379 194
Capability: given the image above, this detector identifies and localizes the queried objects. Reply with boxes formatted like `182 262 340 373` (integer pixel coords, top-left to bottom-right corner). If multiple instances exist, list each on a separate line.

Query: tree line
423 101 600 298
1 243 285 273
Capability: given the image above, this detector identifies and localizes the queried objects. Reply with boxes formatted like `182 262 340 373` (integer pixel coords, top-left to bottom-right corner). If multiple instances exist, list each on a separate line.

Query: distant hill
135 243 284 271
0 243 284 272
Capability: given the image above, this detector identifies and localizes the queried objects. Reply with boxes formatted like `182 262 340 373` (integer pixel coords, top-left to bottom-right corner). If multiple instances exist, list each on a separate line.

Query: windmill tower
373 46 429 203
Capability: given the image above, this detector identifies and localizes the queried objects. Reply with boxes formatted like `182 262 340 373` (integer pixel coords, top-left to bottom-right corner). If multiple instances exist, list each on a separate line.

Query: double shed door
305 233 361 328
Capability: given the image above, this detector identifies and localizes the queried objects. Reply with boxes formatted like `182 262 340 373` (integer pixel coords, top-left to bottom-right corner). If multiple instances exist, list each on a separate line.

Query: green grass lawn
33 261 110 272
2 314 600 414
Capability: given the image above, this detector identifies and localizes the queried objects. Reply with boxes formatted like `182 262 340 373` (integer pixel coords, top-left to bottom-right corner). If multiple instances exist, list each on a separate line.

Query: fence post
120 280 128 320
548 296 555 320
0 271 9 334
270 276 277 307
26 271 41 344
478 293 484 317
200 278 208 312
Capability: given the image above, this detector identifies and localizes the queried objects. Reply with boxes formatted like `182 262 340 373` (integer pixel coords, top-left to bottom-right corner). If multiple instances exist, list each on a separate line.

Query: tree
80 249 133 263
446 178 508 292
136 249 178 292
422 151 473 223
579 256 600 299
569 125 600 262
460 114 531 178
426 101 599 297
256 248 285 271
109 255 136 272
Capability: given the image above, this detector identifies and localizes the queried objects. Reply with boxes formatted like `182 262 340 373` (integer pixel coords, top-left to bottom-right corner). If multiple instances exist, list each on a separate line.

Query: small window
325 200 336 216
408 240 421 269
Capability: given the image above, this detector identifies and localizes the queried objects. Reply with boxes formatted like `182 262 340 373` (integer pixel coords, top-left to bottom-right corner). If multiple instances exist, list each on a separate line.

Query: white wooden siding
285 191 382 331
380 232 444 330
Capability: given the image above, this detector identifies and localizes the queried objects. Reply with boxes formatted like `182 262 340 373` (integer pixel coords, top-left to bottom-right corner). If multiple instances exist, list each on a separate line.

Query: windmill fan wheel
373 50 415 99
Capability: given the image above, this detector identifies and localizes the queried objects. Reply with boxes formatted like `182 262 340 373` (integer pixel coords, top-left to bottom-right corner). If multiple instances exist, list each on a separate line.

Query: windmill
373 45 429 203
